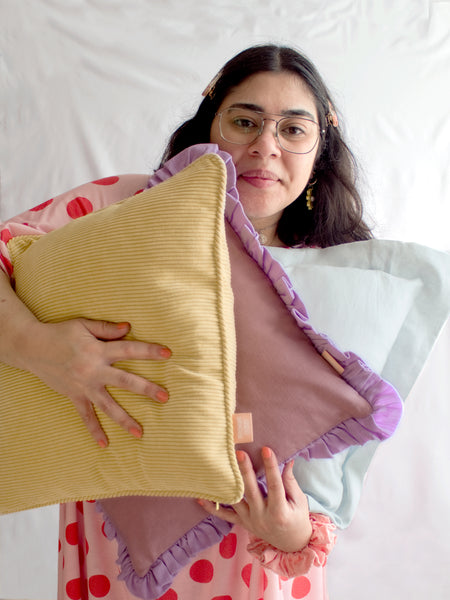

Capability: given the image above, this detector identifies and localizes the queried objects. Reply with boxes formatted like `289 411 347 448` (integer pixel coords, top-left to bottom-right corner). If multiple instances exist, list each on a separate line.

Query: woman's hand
0 272 171 448
26 318 171 448
198 447 312 552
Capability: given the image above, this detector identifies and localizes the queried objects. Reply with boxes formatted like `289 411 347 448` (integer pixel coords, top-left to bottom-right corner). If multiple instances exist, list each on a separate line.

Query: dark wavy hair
160 44 372 248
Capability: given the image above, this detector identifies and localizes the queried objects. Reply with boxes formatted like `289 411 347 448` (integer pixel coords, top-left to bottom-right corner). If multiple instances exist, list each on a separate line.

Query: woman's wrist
246 513 337 578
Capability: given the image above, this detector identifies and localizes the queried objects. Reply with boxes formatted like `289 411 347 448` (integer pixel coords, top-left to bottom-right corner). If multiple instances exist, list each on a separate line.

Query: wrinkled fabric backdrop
1 1 449 599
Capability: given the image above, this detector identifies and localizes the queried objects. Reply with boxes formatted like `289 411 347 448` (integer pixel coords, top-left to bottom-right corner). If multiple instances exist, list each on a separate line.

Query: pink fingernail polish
156 390 169 403
116 322 129 330
98 439 108 449
262 446 272 459
159 347 172 359
236 450 246 463
130 427 143 439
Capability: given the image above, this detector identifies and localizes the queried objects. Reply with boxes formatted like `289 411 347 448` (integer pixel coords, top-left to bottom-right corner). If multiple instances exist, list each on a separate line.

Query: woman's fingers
196 450 265 525
73 395 115 449
281 460 306 505
37 318 172 445
236 450 265 513
72 377 164 448
82 318 172 362
84 319 171 402
104 364 169 404
198 448 312 552
197 448 279 524
196 499 242 524
106 339 172 361
79 318 132 341
261 446 287 508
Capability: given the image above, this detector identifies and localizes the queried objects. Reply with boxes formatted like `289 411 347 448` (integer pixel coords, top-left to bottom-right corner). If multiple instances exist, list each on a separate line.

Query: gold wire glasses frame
216 107 324 155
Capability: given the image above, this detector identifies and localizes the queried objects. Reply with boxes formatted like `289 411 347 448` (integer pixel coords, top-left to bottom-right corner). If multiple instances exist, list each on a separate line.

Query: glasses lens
277 116 319 154
219 108 262 145
219 108 320 154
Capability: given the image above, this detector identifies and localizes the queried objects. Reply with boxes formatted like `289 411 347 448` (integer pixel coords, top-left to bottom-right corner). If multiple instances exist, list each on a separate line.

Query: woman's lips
239 170 280 189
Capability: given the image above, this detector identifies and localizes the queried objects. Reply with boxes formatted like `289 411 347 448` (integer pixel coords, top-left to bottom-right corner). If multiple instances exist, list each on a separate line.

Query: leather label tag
233 413 254 444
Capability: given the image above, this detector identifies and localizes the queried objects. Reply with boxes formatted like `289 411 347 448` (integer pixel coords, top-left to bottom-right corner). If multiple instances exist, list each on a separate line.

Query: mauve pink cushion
98 144 402 598
100 220 371 576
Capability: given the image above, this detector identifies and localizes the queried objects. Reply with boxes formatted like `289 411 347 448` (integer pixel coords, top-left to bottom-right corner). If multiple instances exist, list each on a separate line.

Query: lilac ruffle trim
100 505 232 599
97 143 403 599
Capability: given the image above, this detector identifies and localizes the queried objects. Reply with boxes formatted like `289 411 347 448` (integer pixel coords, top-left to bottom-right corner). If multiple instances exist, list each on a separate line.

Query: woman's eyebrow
227 102 316 121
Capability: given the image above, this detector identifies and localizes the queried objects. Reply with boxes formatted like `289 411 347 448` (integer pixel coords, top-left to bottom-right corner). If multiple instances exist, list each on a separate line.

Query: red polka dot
241 563 253 588
66 196 93 219
58 539 61 553
292 576 312 598
262 570 268 590
85 539 89 555
92 176 120 185
101 521 108 538
219 532 237 559
133 188 144 195
0 255 13 276
211 596 232 600
189 559 214 583
157 589 178 600
1 229 12 244
30 198 53 211
76 501 84 514
241 564 267 590
66 578 81 600
65 522 79 545
88 574 111 597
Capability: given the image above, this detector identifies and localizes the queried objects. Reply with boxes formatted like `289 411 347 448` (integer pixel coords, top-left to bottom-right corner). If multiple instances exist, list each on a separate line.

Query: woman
0 44 372 599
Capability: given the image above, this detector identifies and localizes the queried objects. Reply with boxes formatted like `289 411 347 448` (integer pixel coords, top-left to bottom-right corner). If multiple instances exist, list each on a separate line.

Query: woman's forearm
0 270 43 371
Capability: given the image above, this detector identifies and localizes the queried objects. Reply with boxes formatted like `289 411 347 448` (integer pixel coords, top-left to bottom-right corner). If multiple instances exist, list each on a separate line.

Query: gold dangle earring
306 179 317 211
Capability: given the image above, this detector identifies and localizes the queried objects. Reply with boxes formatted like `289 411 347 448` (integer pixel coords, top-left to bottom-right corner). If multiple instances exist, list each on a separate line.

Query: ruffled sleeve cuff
246 513 337 578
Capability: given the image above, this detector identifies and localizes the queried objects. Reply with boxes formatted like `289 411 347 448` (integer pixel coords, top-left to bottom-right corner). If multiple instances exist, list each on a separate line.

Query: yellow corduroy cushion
0 153 243 514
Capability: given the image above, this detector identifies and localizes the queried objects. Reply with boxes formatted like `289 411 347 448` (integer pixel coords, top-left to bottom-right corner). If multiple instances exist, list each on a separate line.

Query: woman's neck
253 221 283 247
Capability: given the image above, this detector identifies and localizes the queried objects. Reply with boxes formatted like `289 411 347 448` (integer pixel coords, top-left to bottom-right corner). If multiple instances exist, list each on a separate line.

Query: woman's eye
233 118 258 130
281 123 307 137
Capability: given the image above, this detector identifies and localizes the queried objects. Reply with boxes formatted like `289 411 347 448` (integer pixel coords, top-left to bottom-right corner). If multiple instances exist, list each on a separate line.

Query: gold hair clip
327 102 339 128
327 112 339 127
202 69 223 98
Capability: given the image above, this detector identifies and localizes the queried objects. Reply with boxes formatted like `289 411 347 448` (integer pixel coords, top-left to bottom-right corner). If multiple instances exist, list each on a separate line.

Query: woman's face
210 71 320 233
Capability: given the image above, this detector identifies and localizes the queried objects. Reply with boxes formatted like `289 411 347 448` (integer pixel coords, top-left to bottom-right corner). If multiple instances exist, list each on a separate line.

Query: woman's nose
248 120 282 157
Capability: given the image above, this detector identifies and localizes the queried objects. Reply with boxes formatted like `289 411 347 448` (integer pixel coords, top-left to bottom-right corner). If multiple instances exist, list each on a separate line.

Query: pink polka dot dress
59 501 328 600
1 171 332 600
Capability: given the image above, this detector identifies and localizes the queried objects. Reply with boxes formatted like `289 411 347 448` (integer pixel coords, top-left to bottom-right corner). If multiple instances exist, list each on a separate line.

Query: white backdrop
1 1 449 599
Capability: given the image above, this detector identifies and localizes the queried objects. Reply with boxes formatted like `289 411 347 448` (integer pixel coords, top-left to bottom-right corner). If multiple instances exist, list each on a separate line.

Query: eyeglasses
216 107 323 155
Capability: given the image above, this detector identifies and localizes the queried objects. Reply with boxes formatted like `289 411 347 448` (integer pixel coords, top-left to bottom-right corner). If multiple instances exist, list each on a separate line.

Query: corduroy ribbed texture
0 154 243 514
